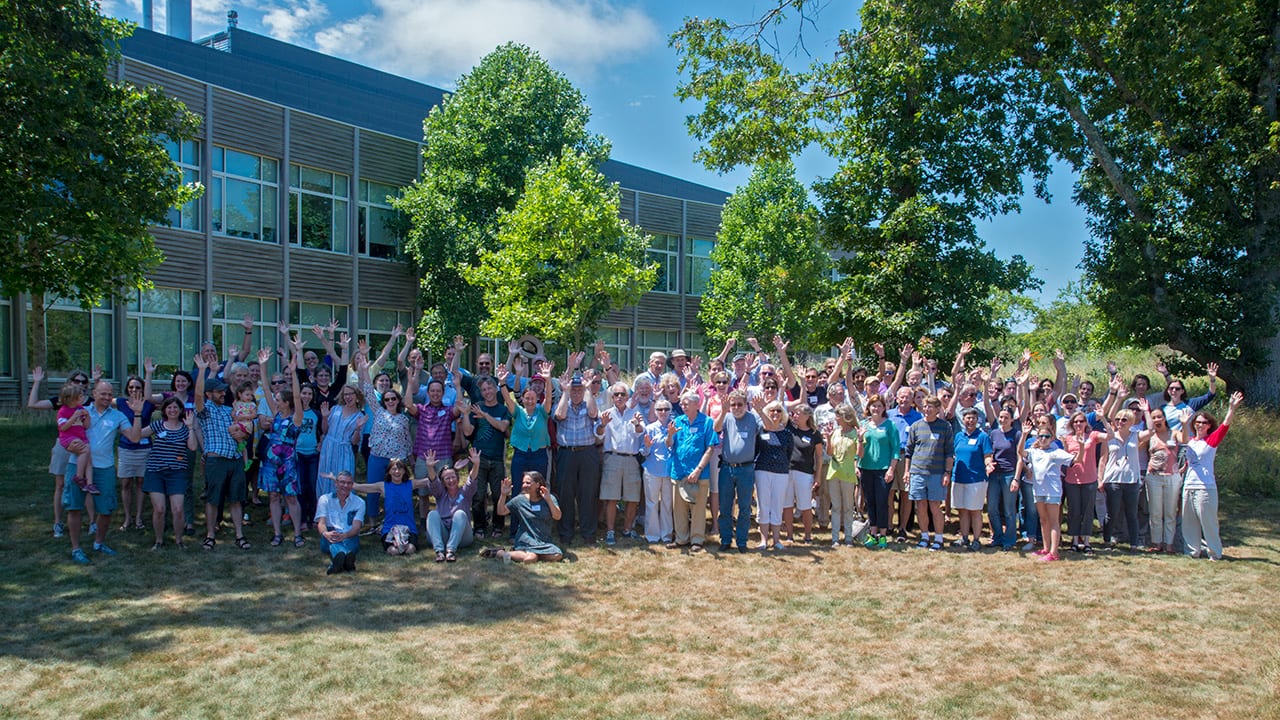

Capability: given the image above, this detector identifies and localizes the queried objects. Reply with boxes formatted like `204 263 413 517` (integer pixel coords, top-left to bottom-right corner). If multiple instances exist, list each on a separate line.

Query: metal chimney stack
166 0 192 41
142 0 154 30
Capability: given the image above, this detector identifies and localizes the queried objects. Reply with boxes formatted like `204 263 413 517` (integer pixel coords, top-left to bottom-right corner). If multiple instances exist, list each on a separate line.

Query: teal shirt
858 417 900 470
510 405 550 452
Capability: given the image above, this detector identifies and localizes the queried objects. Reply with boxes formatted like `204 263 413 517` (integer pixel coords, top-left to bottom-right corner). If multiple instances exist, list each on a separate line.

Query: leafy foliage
0 0 201 306
395 43 607 354
699 159 828 347
466 151 654 349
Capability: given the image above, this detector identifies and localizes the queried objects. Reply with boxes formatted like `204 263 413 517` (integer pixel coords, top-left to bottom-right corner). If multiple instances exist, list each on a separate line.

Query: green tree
674 1 1041 359
699 159 828 347
1021 281 1115 358
0 0 201 362
395 43 607 354
465 151 655 350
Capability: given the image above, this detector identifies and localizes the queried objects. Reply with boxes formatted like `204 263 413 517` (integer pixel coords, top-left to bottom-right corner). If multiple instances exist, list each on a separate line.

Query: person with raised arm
420 448 481 562
255 345 308 548
1013 423 1089 562
1176 391 1243 560
62 379 133 563
553 352 600 546
355 347 413 525
193 352 253 551
458 371 512 540
498 360 554 501
1137 397 1179 553
127 394 198 550
480 470 563 563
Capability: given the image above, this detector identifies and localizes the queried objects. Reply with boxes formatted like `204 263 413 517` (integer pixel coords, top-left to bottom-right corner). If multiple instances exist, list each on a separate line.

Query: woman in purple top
422 447 480 562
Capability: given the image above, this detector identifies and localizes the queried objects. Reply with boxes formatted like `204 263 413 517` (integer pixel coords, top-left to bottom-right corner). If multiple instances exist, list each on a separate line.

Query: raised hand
311 324 324 339
667 420 677 436
32 366 44 383
746 337 761 351
1137 397 1149 413
1107 360 1118 375
469 446 481 465
327 318 339 336
772 335 790 353
1206 362 1219 379
1156 360 1168 375
92 364 103 381
900 343 913 362
339 332 351 347
600 408 613 424
500 477 513 496
1230 391 1244 407
496 363 510 384
127 396 145 414
959 341 973 356
405 324 416 344
425 449 437 469
257 347 272 365
276 320 289 335
242 314 254 332
1054 348 1065 362
193 353 208 370
537 359 554 378
357 338 370 357
453 335 465 350
872 342 884 357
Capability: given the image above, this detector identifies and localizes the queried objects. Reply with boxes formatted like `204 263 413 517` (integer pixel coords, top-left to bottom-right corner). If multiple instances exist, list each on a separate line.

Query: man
633 351 667 392
316 470 364 574
666 392 719 552
458 376 511 538
669 349 692 387
194 353 252 550
886 386 923 542
64 379 132 564
554 361 600 545
798 366 828 409
194 315 256 382
27 366 93 539
714 389 758 552
596 382 646 545
903 396 954 551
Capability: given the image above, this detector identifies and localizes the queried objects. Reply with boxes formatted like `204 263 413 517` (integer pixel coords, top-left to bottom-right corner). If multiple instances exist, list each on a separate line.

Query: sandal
293 536 306 548
150 542 163 551
445 550 457 562
134 522 147 531
435 551 446 562
270 534 283 547
479 547 498 558
202 536 216 551
235 536 251 550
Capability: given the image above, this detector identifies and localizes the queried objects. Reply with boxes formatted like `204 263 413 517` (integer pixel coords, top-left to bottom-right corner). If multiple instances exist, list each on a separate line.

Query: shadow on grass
0 423 580 665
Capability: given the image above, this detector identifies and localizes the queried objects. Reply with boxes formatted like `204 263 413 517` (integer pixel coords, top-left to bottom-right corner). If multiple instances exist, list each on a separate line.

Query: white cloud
105 0 243 36
260 0 330 43
311 0 660 83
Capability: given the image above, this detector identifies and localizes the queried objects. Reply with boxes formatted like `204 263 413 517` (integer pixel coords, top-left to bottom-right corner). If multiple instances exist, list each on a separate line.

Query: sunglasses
1037 434 1052 439
611 391 627 397
271 379 287 385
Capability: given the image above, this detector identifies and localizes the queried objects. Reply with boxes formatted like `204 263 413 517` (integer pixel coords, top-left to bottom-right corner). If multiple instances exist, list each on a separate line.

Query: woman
423 448 481 562
1161 362 1219 432
641 399 675 544
1100 409 1143 551
702 371 732 530
753 398 792 551
357 353 413 522
350 456 433 557
824 404 860 547
127 395 198 549
856 395 897 548
294 384 321 532
1061 411 1108 553
162 369 198 536
499 362 553 488
482 471 563 563
783 403 824 544
986 407 1022 551
1138 399 1179 553
115 369 156 531
257 346 306 548
1176 392 1243 560
317 381 365 500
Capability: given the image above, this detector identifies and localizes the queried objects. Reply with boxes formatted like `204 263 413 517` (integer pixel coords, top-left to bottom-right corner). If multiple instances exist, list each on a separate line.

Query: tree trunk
28 292 46 370
1239 323 1280 407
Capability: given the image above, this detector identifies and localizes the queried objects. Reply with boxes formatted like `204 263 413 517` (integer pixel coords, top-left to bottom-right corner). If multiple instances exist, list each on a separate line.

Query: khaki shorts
49 440 71 475
890 460 907 493
600 452 642 502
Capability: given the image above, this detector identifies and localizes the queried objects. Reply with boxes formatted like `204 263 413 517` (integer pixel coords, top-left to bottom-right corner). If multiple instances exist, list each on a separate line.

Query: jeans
858 467 890 530
1063 482 1096 538
511 447 549 486
470 456 506 533
1018 477 1040 541
1104 482 1141 546
365 454 389 517
427 508 475 552
986 472 1018 547
319 535 359 558
718 463 755 548
297 452 319 527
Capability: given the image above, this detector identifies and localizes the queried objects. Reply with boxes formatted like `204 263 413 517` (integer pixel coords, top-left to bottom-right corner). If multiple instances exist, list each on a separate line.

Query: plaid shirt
197 402 240 459
557 400 595 447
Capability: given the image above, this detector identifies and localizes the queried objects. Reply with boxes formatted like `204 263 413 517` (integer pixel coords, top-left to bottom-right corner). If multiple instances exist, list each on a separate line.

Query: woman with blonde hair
752 397 792 550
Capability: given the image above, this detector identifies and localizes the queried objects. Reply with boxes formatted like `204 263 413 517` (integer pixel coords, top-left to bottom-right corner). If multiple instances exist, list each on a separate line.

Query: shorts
785 470 814 510
117 447 151 477
908 473 945 503
381 531 420 551
63 462 117 515
203 455 248 506
600 453 642 502
143 467 188 496
1034 494 1062 505
890 460 907 493
951 481 988 511
49 441 71 475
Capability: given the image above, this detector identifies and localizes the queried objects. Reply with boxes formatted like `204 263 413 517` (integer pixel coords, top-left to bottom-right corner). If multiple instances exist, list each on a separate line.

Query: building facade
0 24 727 401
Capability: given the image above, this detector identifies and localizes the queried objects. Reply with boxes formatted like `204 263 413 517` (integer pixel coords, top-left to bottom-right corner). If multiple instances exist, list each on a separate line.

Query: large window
126 287 202 378
596 326 632 374
358 307 413 372
358 180 405 259
647 234 679 294
212 293 279 370
685 238 715 296
289 164 350 254
684 331 708 360
164 138 201 231
0 299 10 377
211 147 279 242
636 329 677 373
27 296 114 377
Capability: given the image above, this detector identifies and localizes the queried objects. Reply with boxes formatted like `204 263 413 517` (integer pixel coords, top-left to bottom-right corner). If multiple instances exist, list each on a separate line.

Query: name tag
968 438 977 445
530 504 542 512
157 431 169 439
436 409 447 418
737 431 749 439
930 434 939 441
761 432 770 440
579 407 587 416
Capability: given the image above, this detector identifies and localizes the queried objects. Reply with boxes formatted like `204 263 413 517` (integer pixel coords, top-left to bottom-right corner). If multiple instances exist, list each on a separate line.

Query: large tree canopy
395 42 607 354
0 0 200 306
700 159 828 348
675 0 1280 401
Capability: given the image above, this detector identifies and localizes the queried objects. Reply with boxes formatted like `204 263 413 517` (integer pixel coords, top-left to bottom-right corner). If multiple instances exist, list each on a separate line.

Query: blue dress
317 407 363 497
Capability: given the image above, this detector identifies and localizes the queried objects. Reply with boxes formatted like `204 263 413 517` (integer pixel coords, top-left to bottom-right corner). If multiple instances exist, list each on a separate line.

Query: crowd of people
27 318 1244 571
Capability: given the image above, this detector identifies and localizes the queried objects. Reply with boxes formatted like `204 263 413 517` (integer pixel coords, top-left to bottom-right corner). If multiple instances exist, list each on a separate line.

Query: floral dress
260 414 302 496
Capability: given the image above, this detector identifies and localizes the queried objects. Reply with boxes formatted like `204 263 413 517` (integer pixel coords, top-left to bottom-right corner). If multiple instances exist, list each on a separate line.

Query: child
1013 428 1087 562
231 383 258 470
57 384 99 495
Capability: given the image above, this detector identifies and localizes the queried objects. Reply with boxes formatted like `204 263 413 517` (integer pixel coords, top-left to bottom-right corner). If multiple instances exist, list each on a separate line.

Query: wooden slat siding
619 189 636 223
291 113 354 173
212 238 284 296
599 308 633 326
290 250 353 302
0 380 19 407
122 59 206 114
359 134 420 185
635 293 683 327
358 258 416 309
149 227 207 288
686 201 723 239
211 88 283 157
636 193 683 235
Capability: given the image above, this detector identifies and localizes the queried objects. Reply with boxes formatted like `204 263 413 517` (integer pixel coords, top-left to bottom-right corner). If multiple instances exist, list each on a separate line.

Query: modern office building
0 14 728 401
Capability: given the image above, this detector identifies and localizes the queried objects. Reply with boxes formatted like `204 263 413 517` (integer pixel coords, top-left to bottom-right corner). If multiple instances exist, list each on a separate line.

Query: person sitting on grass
480 471 563 563
316 471 364 574
423 447 481 563
347 456 433 558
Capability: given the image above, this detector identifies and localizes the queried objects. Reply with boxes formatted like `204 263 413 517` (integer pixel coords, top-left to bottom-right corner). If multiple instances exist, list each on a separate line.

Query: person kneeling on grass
347 455 434 558
316 471 364 574
481 471 563 563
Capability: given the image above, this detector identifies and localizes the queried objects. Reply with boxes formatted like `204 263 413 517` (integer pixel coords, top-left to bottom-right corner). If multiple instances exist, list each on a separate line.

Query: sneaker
83 482 102 495
969 539 981 552
605 530 617 546
53 522 66 538
71 548 90 564
917 538 930 549
719 543 733 552
928 541 942 551
343 552 357 572
1021 541 1036 552
951 538 967 548
72 475 89 491
877 536 888 549
863 535 877 548
1040 553 1060 562
622 530 637 539
92 542 116 556
774 542 786 551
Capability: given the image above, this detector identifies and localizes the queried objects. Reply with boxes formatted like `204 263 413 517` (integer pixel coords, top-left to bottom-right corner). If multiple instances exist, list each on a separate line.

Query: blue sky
104 0 1089 313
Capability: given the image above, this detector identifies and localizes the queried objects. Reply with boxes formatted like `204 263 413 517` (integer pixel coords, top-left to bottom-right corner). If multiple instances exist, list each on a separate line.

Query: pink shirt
57 404 88 446
1061 431 1105 485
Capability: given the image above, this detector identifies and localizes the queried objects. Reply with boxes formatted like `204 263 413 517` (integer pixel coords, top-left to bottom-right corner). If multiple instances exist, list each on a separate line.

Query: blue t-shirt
952 428 993 484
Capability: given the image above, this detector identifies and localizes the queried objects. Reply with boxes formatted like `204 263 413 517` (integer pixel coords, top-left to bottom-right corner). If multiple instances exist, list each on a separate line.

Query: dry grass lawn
1 419 1279 719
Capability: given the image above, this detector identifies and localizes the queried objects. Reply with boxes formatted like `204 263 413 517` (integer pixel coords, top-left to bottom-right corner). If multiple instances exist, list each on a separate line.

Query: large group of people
27 318 1245 571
